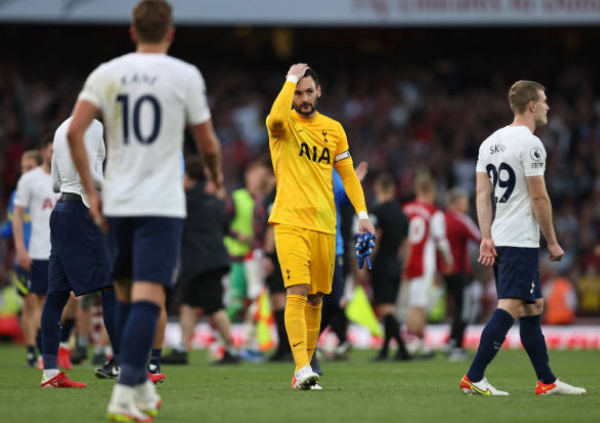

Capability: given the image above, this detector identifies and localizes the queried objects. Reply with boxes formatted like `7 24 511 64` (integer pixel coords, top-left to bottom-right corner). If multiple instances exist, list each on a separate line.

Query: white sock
59 342 69 349
176 343 187 353
44 368 60 379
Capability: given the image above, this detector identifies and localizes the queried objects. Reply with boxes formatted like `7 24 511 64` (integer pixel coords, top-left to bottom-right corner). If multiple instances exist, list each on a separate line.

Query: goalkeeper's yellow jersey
266 81 353 235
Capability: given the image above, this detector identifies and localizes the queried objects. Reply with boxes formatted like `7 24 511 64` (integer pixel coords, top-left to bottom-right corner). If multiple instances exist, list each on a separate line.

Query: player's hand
214 187 227 200
355 161 369 182
88 191 108 234
358 218 375 235
204 180 216 195
16 248 32 272
548 242 564 262
478 238 497 267
287 63 309 80
213 170 224 191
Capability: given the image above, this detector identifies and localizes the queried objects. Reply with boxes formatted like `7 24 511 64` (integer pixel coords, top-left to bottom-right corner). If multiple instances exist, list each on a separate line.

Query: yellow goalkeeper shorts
273 223 336 295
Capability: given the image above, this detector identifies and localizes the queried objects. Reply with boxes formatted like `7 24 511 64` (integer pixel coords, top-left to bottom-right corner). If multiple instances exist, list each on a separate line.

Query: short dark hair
375 173 396 193
132 0 173 44
303 68 320 87
508 80 545 114
185 155 206 182
39 133 53 149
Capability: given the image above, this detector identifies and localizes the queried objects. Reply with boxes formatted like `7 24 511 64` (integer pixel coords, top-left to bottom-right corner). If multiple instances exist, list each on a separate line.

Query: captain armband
335 150 351 162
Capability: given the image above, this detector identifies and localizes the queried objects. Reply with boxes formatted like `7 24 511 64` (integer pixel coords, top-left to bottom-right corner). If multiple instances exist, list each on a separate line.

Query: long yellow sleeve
335 157 367 214
266 80 296 132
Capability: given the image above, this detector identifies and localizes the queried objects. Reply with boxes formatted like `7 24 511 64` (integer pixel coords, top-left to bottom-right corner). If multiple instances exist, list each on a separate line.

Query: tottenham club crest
530 147 543 162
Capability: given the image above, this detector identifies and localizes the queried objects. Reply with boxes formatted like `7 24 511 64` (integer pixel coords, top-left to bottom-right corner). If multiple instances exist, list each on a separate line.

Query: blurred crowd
1 50 600 318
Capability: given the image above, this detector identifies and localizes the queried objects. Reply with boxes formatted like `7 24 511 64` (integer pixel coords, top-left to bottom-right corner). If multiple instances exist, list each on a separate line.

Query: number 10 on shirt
116 94 162 145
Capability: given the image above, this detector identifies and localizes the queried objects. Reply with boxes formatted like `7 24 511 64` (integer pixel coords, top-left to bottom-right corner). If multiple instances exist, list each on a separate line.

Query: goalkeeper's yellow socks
305 302 322 363
285 295 308 372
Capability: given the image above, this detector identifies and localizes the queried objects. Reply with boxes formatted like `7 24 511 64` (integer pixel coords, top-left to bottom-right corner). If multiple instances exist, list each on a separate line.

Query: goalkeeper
266 63 374 390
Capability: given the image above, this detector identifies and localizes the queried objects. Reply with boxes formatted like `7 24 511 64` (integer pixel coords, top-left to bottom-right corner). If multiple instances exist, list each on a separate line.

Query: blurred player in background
441 188 481 362
0 150 41 365
266 63 374 389
40 117 111 388
13 137 61 366
67 0 223 419
162 156 239 365
460 80 585 396
225 163 260 321
369 173 411 362
225 161 268 361
402 174 453 358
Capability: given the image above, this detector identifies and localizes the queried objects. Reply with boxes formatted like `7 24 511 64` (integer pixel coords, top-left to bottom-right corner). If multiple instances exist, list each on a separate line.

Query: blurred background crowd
1 25 600 323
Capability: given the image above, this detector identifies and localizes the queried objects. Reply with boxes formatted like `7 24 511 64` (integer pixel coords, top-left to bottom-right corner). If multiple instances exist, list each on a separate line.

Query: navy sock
520 315 556 384
274 309 290 355
27 345 37 357
60 318 75 343
118 301 160 387
330 310 348 344
114 300 132 364
101 289 118 360
149 348 162 371
467 308 514 382
382 315 397 354
41 291 70 369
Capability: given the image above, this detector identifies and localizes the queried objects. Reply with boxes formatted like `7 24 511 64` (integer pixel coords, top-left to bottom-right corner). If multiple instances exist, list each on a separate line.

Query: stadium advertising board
1 0 600 25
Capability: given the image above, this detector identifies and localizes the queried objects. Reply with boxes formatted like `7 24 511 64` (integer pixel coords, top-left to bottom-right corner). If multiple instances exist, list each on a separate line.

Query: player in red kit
440 188 481 361
402 174 453 357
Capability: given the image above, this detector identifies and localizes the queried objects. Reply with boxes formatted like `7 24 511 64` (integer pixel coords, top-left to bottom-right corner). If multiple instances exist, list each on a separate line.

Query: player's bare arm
266 63 309 131
12 205 32 271
189 120 223 189
355 161 369 182
476 171 497 266
527 175 564 262
67 99 106 231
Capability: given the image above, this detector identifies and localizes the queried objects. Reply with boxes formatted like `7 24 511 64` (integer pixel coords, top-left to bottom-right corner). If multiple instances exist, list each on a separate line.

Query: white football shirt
14 167 61 259
52 117 105 208
476 125 546 248
77 53 211 218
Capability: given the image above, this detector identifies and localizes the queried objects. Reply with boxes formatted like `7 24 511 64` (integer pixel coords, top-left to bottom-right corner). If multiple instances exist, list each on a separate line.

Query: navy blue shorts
15 266 32 297
493 247 541 304
109 216 183 287
30 260 49 295
48 200 112 296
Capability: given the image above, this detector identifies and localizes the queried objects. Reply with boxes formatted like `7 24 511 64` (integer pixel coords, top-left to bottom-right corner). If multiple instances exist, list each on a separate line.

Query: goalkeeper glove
354 232 376 270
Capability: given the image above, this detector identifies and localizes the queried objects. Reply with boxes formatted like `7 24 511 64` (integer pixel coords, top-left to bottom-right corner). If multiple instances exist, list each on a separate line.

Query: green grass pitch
0 345 598 422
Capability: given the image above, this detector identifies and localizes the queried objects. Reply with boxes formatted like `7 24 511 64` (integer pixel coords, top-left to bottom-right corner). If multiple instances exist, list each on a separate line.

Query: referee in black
370 173 411 361
162 156 239 365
